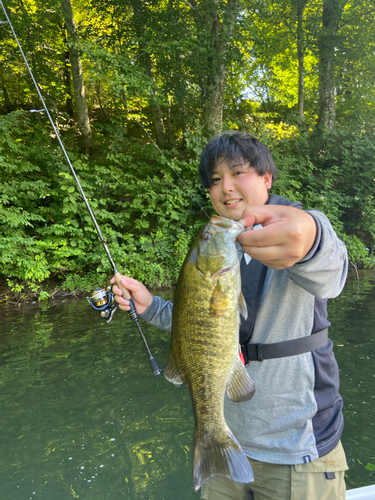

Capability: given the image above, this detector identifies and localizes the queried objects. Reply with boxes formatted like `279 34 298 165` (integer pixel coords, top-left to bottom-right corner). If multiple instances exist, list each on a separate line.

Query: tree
334 0 375 121
130 1 167 146
316 0 346 132
187 0 240 136
296 0 308 122
0 67 13 113
60 0 91 150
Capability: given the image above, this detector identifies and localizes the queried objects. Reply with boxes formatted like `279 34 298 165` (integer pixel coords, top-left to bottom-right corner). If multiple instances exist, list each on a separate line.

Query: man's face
208 159 272 221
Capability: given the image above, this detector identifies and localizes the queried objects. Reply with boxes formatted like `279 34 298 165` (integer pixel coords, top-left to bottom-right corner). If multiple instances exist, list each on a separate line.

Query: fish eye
203 232 212 240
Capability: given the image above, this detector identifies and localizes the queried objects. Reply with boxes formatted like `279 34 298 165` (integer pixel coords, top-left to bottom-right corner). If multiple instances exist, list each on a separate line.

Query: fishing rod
0 0 162 377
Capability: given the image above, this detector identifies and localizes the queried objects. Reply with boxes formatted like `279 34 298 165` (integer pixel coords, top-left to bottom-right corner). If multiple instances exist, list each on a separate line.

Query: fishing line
0 0 162 377
45 0 210 219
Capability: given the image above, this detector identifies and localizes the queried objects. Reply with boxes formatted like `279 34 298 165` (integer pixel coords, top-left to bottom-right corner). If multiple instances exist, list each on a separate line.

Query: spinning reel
87 287 118 323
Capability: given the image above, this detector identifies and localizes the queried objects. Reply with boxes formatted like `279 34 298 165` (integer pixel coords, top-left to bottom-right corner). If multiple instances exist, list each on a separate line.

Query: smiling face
208 159 272 221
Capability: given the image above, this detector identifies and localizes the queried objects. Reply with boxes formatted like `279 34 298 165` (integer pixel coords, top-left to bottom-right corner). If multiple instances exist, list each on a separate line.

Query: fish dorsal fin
164 351 184 387
227 357 255 402
239 292 248 321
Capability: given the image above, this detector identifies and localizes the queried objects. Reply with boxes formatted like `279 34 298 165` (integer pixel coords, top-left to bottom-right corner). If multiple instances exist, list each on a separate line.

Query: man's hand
238 205 317 270
110 275 153 314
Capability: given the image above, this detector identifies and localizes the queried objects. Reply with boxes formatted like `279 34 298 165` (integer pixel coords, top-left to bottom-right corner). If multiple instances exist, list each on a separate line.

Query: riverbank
0 265 363 305
0 277 83 304
0 275 173 304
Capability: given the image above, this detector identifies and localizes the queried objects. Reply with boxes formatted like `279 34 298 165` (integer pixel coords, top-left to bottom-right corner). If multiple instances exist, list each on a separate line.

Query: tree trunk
0 68 13 113
142 50 167 146
64 50 74 117
317 0 345 132
297 0 307 123
202 64 227 138
62 27 73 117
192 0 239 137
60 0 91 150
131 2 167 146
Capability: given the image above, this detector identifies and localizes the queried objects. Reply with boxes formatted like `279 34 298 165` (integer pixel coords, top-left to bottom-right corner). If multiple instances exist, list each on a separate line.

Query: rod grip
114 272 131 300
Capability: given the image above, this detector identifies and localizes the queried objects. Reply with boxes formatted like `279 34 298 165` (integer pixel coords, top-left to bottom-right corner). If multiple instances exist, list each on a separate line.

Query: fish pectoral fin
227 358 255 402
209 281 228 317
239 292 248 321
164 352 184 387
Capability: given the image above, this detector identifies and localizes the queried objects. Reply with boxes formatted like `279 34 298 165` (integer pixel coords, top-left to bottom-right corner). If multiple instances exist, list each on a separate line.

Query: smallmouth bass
165 216 255 491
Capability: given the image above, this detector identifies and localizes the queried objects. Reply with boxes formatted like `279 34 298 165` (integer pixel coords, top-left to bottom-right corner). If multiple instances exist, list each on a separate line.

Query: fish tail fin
193 427 254 491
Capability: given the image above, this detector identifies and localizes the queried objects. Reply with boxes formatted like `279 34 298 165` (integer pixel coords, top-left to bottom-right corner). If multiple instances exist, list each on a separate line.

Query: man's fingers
240 205 279 229
243 246 301 269
110 274 152 314
119 276 142 293
238 205 317 268
111 276 138 296
238 222 287 248
110 280 131 309
242 244 281 263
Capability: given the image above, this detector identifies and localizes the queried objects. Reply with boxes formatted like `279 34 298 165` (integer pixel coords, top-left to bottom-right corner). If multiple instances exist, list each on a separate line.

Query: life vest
239 194 328 363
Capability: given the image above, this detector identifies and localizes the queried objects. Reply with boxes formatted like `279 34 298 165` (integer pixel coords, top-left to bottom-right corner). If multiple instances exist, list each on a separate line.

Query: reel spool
87 287 118 323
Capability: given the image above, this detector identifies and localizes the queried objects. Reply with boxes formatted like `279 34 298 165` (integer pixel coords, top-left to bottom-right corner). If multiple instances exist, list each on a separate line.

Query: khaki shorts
201 441 348 500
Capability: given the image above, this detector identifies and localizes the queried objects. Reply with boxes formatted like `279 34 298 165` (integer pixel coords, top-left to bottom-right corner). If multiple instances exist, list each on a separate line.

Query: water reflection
0 297 195 500
328 270 375 490
0 270 374 499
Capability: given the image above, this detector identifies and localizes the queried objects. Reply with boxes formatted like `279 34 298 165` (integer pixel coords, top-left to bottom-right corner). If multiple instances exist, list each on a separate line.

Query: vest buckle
256 343 264 361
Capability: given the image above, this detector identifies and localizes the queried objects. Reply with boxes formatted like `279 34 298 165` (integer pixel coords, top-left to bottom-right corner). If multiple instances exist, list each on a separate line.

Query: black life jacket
239 194 302 346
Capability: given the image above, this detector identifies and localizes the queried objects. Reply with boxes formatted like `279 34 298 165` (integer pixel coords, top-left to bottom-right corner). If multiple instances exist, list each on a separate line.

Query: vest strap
241 328 329 363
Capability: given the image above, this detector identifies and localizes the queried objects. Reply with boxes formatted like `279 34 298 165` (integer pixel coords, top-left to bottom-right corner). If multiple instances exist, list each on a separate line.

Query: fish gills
165 216 255 491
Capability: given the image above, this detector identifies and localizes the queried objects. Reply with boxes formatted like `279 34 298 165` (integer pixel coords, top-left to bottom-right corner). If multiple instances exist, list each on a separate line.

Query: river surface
0 269 374 499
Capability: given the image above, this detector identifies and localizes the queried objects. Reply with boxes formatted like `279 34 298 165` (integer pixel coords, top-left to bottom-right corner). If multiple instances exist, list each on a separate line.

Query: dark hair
198 131 278 188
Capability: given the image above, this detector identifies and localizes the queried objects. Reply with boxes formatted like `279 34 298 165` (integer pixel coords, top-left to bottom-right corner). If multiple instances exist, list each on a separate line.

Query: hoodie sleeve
287 210 348 299
140 295 173 333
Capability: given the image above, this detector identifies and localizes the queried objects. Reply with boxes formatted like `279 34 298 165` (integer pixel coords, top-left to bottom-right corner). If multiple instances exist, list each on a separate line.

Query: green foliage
38 290 50 301
0 111 208 291
2 0 375 296
0 111 53 283
61 271 108 292
254 121 375 267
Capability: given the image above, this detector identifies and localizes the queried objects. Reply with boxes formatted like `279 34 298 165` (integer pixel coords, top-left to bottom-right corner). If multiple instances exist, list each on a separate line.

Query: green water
329 270 375 490
0 270 374 499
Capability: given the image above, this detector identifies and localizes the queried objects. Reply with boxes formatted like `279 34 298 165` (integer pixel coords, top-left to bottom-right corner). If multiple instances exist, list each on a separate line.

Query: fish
164 215 255 491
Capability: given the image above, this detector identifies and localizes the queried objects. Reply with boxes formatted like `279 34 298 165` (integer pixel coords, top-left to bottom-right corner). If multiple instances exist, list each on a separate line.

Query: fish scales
165 216 255 491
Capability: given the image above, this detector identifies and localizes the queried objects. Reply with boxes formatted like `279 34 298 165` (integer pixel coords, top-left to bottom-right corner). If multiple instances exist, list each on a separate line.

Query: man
111 131 349 500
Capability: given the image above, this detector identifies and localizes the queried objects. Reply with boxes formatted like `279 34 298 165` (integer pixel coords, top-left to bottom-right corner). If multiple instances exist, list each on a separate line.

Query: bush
0 112 209 290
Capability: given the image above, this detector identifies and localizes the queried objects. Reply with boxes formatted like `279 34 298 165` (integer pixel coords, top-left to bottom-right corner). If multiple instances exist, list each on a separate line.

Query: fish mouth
208 215 246 234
